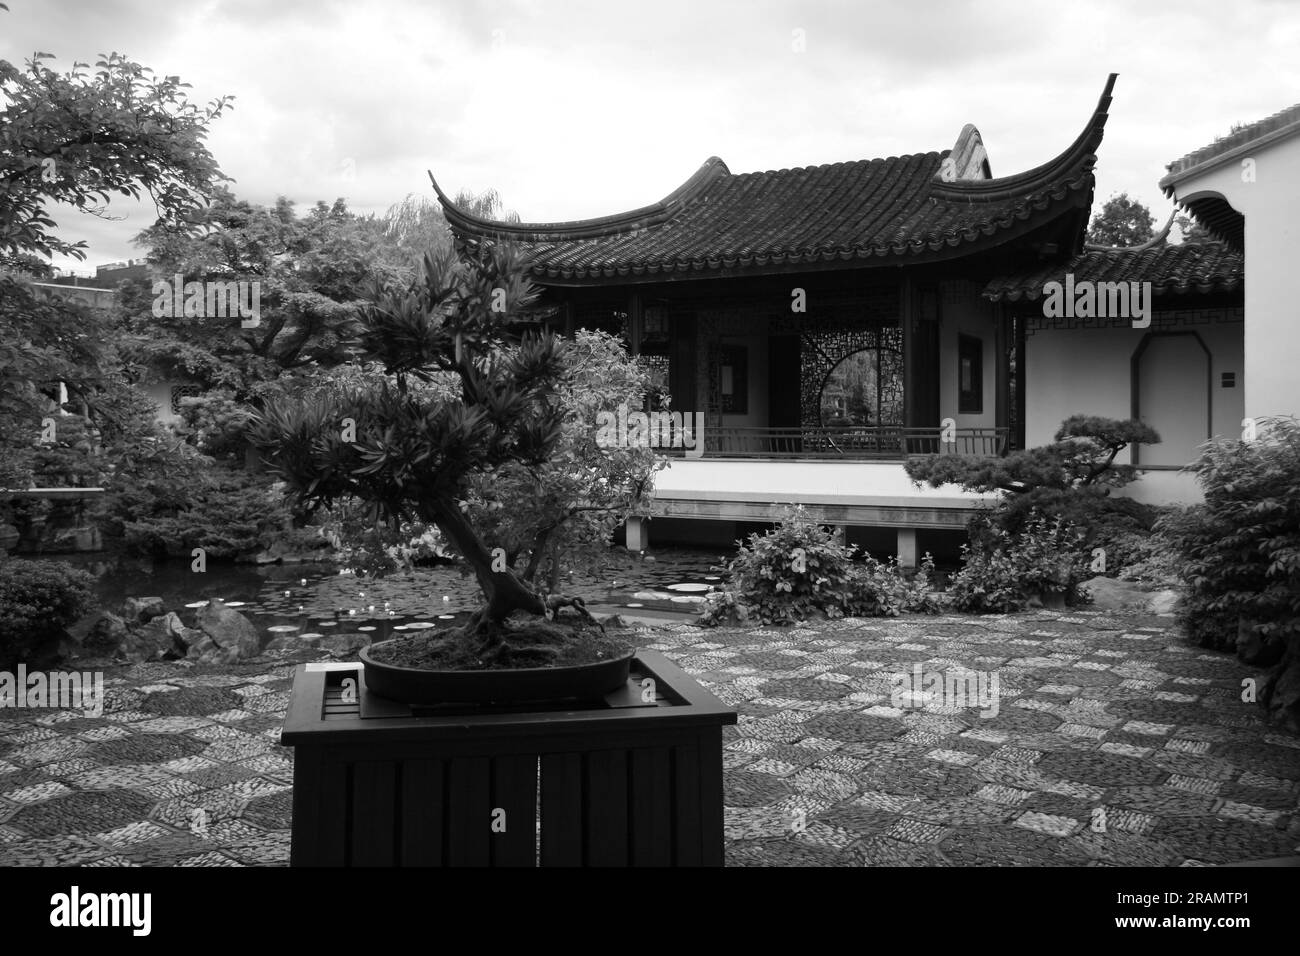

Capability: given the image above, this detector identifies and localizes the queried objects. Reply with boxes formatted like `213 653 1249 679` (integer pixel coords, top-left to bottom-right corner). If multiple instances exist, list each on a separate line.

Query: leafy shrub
848 552 943 617
947 533 1027 613
999 488 1156 565
1114 530 1185 588
1161 418 1300 651
121 468 302 559
697 507 941 625
0 557 96 667
175 388 255 459
948 511 1091 613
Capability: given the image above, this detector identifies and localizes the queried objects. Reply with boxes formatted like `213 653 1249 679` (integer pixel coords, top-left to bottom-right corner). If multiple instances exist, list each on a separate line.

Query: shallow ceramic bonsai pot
359 642 635 706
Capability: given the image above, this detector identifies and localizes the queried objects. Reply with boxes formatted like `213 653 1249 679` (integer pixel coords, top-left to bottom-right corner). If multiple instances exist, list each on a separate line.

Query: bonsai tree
907 415 1160 496
247 241 635 663
907 415 1162 563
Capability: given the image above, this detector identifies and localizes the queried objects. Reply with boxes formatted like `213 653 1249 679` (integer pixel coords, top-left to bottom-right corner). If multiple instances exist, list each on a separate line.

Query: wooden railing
663 426 1009 459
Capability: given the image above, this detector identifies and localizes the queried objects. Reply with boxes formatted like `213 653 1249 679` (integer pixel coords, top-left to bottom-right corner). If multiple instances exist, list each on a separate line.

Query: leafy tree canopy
1087 193 1156 247
0 51 232 261
906 415 1161 495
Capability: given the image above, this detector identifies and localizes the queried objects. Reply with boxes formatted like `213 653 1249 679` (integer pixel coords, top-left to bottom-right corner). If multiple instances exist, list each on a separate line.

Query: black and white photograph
0 0 1296 932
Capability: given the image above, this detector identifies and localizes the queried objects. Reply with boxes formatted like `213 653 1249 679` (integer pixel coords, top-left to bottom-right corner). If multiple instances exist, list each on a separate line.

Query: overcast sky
6 0 1299 274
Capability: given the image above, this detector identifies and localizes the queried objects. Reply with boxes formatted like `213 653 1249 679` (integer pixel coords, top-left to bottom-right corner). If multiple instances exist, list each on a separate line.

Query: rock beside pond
1081 577 1181 615
120 596 167 625
117 611 188 662
74 611 132 655
194 600 260 662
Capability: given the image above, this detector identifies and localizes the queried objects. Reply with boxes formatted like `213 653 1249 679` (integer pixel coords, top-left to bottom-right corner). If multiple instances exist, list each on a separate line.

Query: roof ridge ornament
931 73 1117 202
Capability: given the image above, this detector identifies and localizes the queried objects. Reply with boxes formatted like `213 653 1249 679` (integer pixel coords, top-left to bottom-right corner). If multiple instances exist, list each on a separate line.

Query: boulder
1080 577 1182 615
1147 590 1181 616
195 600 261 662
117 611 187 662
80 611 131 653
120 596 167 625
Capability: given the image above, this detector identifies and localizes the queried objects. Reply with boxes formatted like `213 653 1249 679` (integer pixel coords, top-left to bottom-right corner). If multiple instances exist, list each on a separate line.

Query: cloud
4 0 1297 270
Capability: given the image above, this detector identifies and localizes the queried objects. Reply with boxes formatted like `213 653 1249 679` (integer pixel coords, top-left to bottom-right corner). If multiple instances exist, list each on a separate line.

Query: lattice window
801 324 904 428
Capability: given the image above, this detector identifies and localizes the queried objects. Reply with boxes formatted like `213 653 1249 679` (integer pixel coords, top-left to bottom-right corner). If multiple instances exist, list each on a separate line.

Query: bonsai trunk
432 502 544 629
430 502 602 658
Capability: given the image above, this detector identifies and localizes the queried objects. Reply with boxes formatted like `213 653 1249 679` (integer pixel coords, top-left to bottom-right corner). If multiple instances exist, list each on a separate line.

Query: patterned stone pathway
1 609 1297 866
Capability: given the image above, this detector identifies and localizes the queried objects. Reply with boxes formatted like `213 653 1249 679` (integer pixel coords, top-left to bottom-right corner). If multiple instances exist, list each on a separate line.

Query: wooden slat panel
630 747 673 866
315 759 350 866
350 761 396 866
289 746 321 866
447 756 491 866
400 758 444 866
490 754 538 867
584 749 628 867
697 730 726 867
539 753 583 867
672 741 703 866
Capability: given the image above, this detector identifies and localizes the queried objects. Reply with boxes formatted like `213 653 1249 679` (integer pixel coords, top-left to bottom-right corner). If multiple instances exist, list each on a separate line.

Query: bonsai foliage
463 329 662 591
908 415 1162 570
247 241 616 653
907 415 1160 495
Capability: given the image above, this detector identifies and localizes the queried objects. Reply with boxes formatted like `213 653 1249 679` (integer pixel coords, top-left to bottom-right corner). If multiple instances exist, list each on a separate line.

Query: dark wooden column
904 275 940 428
628 291 643 356
669 313 698 414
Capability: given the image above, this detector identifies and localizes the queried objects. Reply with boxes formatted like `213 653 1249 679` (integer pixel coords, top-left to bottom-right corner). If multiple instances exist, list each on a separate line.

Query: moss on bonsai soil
368 617 633 671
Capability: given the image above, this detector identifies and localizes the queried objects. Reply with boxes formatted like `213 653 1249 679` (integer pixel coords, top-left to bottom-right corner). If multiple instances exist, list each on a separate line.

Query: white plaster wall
1169 134 1300 422
1118 469 1203 506
1025 326 1133 451
1025 316 1244 468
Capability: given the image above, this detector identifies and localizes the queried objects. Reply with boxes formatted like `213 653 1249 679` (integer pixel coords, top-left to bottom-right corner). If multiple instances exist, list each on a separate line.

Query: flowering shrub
698 506 941 625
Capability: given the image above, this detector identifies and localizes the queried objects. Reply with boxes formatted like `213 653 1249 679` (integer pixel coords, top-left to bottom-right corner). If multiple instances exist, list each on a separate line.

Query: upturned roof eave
429 157 731 241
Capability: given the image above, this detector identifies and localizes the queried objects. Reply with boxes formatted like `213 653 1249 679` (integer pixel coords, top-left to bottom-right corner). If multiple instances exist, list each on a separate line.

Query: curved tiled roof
433 75 1119 283
982 238 1243 303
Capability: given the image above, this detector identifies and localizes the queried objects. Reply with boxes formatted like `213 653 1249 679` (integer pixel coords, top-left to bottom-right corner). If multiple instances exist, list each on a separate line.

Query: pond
53 546 729 650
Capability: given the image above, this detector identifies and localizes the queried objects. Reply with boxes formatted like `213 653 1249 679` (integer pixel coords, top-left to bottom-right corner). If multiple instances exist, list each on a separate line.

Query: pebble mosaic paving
0 609 1297 866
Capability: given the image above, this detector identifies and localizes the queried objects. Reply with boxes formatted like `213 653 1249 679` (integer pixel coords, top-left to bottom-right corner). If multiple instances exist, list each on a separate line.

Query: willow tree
247 242 604 655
